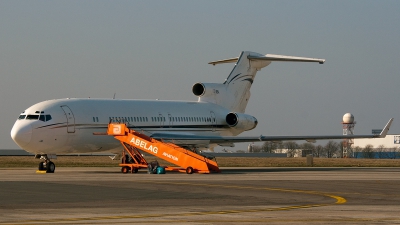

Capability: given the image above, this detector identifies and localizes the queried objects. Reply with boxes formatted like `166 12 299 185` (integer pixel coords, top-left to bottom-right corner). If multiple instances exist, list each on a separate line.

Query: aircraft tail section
192 51 325 113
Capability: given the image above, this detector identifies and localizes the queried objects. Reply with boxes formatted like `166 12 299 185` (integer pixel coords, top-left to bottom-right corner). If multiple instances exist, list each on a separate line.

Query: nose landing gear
35 154 56 173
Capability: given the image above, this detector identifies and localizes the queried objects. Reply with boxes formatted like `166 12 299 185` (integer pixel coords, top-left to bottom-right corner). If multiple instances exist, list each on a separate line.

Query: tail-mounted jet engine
226 112 258 131
192 83 226 98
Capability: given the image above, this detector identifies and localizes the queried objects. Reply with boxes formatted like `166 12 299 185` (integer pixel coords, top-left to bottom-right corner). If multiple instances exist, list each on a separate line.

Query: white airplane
11 51 393 173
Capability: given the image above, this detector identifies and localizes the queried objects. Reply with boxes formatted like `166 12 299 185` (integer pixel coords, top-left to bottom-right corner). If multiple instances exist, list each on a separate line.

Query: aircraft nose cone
11 123 32 148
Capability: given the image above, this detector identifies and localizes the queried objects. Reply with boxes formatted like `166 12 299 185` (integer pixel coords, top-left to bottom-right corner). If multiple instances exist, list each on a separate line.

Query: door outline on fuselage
60 105 75 133
210 111 216 132
158 113 164 127
168 113 173 128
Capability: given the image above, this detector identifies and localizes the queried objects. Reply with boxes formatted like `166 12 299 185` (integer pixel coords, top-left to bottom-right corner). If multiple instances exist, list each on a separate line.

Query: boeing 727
10 51 393 172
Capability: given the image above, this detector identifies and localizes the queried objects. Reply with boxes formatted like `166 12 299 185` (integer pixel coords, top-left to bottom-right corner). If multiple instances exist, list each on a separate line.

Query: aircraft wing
151 118 393 144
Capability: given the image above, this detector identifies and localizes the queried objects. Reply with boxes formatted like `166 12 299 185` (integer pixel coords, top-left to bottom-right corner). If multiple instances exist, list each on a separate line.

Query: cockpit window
26 115 39 120
21 114 52 121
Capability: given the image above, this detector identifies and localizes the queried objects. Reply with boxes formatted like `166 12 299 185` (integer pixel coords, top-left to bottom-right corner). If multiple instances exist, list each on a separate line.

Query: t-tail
192 51 325 113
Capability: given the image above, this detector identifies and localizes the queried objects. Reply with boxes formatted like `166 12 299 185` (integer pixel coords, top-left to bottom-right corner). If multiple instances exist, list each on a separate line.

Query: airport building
353 134 400 149
353 134 400 158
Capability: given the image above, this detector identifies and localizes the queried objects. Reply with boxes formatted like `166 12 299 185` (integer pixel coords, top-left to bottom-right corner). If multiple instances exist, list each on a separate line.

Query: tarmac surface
0 167 399 224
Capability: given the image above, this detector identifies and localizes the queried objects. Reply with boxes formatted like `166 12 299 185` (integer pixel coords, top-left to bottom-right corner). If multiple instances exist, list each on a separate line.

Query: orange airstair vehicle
107 123 221 174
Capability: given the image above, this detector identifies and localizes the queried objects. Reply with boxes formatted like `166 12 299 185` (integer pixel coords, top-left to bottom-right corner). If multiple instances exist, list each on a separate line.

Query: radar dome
342 113 354 123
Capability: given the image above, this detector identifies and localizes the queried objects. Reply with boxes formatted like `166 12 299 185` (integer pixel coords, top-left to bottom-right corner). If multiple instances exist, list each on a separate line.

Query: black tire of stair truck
186 167 194 174
121 166 130 173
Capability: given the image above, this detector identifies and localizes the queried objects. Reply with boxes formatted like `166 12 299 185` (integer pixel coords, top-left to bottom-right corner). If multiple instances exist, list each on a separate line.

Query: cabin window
93 117 96 122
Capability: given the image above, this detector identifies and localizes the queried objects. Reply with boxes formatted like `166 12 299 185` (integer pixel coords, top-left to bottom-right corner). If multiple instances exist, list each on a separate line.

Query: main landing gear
35 154 56 173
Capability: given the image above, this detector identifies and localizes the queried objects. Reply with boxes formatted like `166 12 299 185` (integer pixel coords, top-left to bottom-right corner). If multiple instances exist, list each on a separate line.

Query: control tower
342 113 356 158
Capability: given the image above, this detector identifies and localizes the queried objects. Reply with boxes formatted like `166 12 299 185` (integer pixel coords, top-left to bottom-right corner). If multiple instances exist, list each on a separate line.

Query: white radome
343 113 354 123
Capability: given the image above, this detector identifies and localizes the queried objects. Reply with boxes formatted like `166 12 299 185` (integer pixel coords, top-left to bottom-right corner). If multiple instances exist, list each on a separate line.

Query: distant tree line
248 141 400 158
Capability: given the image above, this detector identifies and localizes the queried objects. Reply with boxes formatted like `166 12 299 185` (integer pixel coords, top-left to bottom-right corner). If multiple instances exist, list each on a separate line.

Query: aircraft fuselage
11 98 242 154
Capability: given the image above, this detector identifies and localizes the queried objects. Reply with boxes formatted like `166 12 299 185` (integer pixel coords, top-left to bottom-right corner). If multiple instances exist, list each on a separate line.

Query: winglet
378 118 394 138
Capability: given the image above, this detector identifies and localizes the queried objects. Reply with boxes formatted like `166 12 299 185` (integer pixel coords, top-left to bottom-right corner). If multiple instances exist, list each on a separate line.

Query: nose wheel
36 154 56 173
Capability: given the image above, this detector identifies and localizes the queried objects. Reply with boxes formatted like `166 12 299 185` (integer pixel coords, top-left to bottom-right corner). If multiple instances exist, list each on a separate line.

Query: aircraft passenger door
210 111 216 132
168 113 173 128
158 113 164 127
61 105 75 133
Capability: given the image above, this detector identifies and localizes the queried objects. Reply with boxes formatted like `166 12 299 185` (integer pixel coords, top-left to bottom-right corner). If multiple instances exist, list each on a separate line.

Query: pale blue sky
1 1 399 150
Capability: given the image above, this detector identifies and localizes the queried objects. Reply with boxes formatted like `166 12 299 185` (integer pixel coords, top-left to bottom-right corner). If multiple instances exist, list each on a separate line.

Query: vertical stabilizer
221 51 270 112
194 51 325 113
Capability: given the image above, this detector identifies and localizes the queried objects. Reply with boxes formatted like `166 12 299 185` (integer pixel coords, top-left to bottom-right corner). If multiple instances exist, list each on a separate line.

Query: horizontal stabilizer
208 57 239 65
248 54 325 64
209 53 325 65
